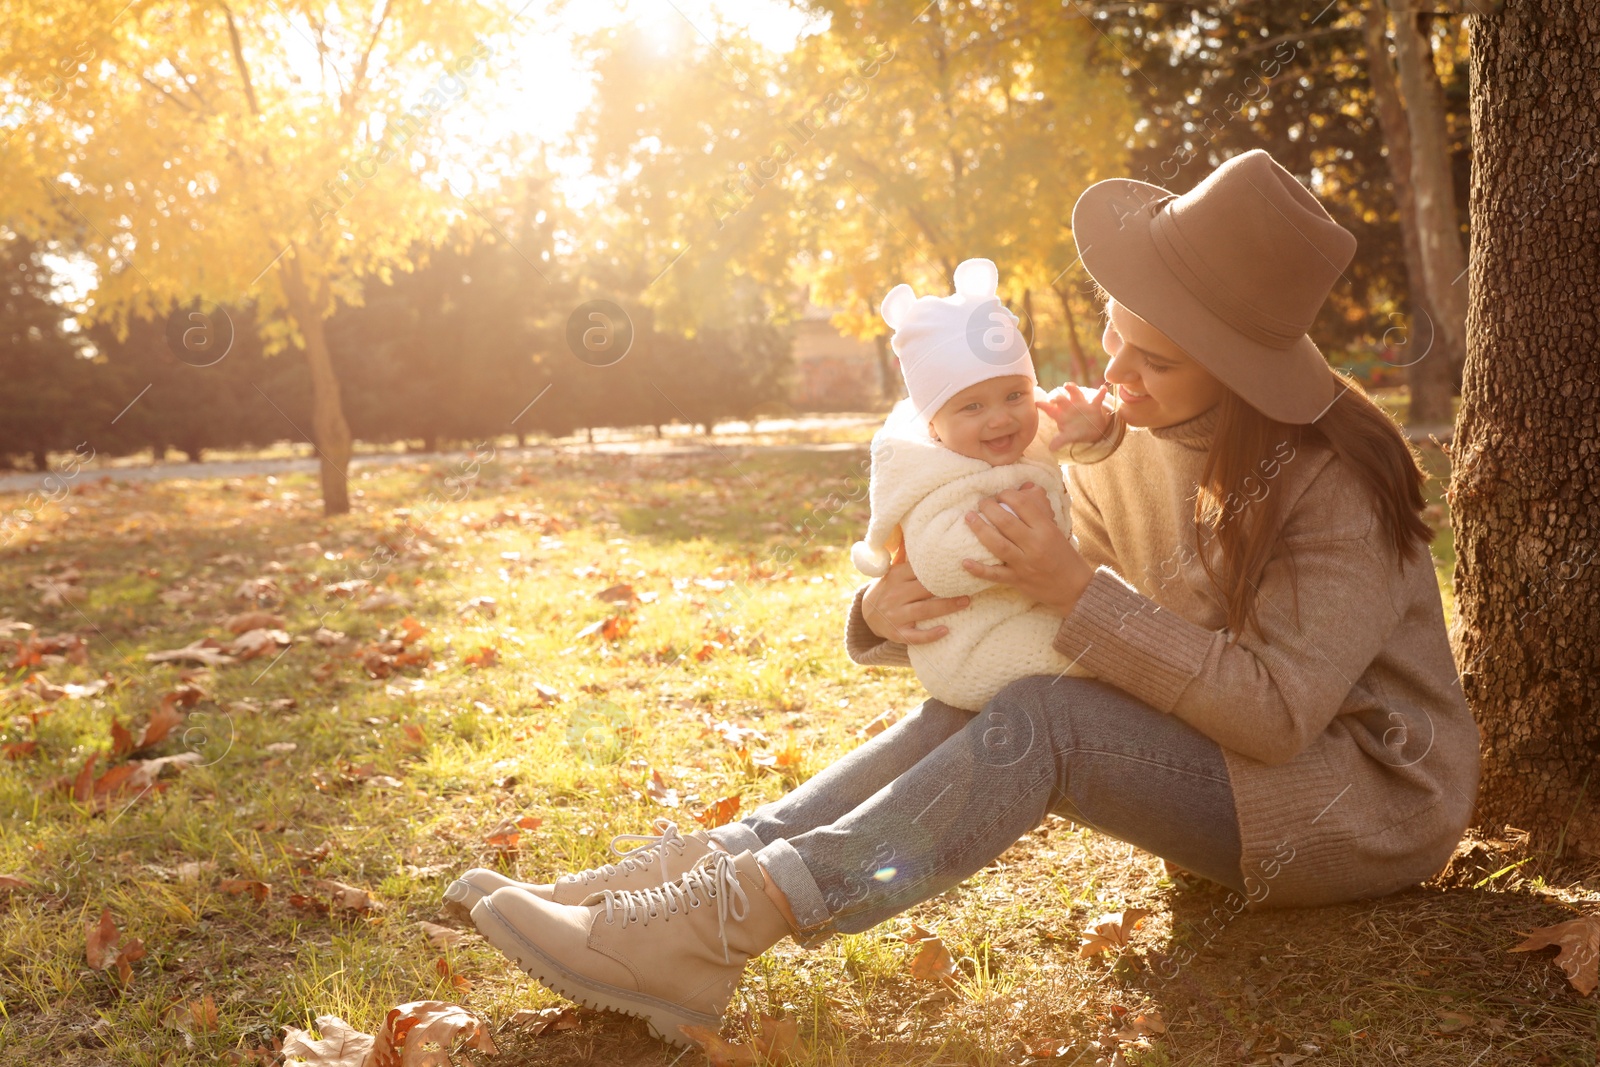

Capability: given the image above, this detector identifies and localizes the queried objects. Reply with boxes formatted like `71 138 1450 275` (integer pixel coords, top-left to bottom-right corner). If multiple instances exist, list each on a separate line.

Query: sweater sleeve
1051 499 1404 767
844 584 912 668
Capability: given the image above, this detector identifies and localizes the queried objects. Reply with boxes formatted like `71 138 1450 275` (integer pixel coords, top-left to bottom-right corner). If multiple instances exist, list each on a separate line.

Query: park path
0 416 879 496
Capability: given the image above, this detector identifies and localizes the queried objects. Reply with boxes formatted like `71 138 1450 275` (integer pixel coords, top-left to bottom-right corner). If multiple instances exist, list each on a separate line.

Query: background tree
1096 0 1472 422
0 0 513 514
1453 0 1598 860
0 231 101 469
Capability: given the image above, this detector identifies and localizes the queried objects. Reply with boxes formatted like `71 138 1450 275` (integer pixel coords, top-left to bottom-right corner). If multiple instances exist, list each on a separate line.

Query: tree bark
1364 4 1456 425
1455 1 1599 861
1391 4 1471 395
278 255 353 516
1051 282 1093 385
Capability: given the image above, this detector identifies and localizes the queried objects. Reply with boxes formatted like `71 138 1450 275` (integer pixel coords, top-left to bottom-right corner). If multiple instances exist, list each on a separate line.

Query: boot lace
563 818 688 888
598 852 748 962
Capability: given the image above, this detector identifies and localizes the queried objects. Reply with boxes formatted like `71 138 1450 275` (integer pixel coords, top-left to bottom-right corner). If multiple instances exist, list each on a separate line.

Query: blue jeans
711 676 1244 944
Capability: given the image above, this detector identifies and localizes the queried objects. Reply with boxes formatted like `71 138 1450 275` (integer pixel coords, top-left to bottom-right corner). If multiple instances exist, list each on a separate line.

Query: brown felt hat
1072 149 1356 425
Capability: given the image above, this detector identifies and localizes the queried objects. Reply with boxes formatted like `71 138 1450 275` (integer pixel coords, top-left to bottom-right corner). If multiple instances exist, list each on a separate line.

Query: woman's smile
1117 384 1151 405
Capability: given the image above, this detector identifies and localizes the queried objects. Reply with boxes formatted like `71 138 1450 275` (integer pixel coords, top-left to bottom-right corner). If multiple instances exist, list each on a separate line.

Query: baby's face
928 375 1038 465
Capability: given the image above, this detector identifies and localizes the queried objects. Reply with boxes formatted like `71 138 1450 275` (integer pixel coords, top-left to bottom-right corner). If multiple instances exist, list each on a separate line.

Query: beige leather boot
471 850 792 1046
441 819 715 919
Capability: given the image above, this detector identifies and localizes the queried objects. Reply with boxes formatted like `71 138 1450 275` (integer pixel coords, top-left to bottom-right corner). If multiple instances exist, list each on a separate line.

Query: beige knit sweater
845 403 1480 907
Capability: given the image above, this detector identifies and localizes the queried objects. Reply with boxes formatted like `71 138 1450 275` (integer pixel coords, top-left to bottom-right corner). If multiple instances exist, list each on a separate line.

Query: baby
851 258 1121 711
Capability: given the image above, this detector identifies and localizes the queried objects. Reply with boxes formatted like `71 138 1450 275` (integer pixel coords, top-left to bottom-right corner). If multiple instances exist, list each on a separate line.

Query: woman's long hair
1196 375 1434 642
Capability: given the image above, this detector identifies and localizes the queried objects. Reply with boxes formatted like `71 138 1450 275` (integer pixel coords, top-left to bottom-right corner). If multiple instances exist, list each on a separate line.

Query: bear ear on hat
880 283 917 330
952 258 999 299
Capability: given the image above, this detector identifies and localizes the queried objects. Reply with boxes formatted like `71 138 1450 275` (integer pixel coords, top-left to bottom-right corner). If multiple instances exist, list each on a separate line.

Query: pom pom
952 258 999 299
851 540 889 577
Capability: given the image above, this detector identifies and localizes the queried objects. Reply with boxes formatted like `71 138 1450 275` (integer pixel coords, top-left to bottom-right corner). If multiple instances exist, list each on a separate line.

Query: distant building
789 299 894 411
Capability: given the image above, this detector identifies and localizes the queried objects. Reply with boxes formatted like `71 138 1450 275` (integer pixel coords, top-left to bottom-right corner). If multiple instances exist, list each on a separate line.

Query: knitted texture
850 395 1089 710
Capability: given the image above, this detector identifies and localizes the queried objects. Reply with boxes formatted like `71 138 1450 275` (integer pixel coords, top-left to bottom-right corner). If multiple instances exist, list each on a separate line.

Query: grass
0 422 1595 1067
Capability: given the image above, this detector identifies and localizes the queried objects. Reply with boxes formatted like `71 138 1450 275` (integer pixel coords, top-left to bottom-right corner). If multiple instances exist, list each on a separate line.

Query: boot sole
470 895 719 1048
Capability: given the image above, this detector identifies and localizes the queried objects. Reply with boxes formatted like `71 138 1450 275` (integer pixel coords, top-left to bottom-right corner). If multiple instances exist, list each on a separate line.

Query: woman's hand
1038 382 1114 450
861 543 970 645
962 483 1095 616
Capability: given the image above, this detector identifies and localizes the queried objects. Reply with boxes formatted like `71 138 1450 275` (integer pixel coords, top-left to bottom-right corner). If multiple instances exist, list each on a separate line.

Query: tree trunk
1455 1 1599 860
1391 5 1471 396
873 333 899 402
1052 282 1093 385
1364 3 1456 425
279 256 353 516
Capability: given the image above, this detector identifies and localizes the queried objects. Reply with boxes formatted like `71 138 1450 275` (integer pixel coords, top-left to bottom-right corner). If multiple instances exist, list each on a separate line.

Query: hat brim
1072 177 1339 425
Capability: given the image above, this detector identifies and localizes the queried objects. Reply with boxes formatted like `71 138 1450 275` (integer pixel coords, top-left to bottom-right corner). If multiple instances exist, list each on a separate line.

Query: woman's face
1102 299 1228 429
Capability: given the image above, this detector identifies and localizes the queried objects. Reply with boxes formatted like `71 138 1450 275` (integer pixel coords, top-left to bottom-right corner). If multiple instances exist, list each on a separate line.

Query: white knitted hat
881 258 1036 420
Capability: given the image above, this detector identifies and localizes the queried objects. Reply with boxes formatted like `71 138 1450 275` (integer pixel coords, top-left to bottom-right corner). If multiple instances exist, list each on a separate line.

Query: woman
454 149 1481 1046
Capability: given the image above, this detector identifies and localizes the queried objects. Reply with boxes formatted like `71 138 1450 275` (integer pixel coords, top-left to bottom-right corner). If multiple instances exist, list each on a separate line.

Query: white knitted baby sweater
851 395 1090 710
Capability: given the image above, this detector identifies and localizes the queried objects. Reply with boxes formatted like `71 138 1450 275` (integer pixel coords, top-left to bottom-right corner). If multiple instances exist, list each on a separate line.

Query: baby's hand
1038 382 1114 450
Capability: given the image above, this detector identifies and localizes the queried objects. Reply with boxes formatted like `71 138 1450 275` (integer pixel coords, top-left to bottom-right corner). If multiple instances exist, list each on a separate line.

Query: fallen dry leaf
1510 913 1599 995
462 646 499 668
678 1024 760 1066
146 638 237 668
358 592 409 613
418 922 471 950
575 614 631 642
752 1014 809 1064
0 874 36 892
647 769 680 808
85 908 146 983
219 879 272 902
313 878 381 914
367 1001 497 1067
458 596 497 618
228 628 291 660
908 937 961 987
595 583 637 604
1079 908 1150 958
856 709 900 739
532 682 562 706
505 1005 588 1036
226 611 286 634
166 994 220 1033
111 700 186 757
281 1014 375 1066
693 794 741 829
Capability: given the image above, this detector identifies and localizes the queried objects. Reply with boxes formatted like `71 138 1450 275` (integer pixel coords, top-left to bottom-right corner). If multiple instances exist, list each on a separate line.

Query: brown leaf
1079 908 1151 958
280 1015 375 1066
576 614 632 642
398 616 428 643
227 628 291 660
532 682 562 706
110 718 135 757
1 741 38 760
219 879 272 902
225 611 286 634
86 908 119 970
145 638 237 667
908 937 961 986
595 583 638 604
463 646 499 668
1510 913 1600 995
288 893 331 915
647 769 680 808
367 1001 497 1067
506 1005 584 1036
0 874 36 892
516 815 542 830
418 921 470 950
167 994 220 1033
677 1024 760 1066
72 752 99 803
693 794 742 829
856 709 900 739
752 1015 809 1064
313 878 381 914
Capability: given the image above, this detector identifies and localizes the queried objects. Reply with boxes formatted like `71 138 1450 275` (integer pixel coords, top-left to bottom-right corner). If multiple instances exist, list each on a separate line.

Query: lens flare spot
873 866 897 882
